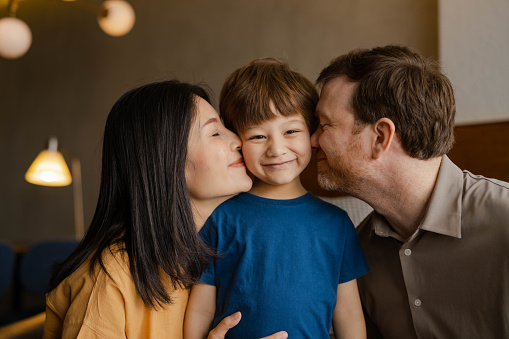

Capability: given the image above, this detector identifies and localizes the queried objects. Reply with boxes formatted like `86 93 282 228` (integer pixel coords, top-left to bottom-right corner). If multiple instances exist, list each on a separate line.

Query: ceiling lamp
0 0 32 59
0 0 135 60
97 0 136 37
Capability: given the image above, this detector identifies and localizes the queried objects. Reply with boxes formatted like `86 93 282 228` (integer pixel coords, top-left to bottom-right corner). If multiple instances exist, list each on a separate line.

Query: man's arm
332 279 366 339
185 283 217 339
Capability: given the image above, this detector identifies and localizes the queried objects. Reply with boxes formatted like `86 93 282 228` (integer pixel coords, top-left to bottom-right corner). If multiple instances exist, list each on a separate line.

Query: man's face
311 76 370 194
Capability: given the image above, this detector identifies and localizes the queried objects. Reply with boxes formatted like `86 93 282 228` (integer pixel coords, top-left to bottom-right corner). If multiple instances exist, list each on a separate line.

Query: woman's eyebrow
201 117 218 128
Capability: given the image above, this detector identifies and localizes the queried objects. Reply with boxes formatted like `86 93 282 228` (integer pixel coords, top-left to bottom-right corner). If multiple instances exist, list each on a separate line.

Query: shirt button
404 249 412 256
414 299 422 307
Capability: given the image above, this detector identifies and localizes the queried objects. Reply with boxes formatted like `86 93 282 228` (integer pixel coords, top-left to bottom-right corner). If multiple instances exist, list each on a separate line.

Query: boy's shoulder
207 192 253 221
306 193 350 216
214 192 252 210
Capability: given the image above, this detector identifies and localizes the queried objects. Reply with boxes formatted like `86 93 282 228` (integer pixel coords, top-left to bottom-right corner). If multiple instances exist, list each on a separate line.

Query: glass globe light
0 17 32 59
97 0 135 37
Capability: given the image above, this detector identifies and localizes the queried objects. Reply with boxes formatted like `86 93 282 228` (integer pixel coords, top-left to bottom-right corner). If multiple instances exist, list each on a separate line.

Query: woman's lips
229 158 245 167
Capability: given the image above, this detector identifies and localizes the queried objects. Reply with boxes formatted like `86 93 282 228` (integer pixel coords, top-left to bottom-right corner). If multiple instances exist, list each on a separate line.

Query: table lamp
25 136 84 240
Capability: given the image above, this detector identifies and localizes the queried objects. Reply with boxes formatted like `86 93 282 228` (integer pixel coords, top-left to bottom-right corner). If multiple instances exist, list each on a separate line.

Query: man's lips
316 151 328 162
229 158 245 167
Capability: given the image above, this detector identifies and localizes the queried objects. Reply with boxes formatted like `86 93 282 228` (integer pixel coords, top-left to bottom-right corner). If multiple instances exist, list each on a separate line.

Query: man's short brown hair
220 58 318 134
317 45 455 160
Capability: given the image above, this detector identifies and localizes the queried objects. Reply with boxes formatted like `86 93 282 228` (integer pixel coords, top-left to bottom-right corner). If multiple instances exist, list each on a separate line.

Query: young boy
184 58 369 339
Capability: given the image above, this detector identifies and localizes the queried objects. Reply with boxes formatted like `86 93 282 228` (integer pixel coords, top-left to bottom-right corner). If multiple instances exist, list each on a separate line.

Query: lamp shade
97 0 135 37
0 17 32 59
25 150 72 187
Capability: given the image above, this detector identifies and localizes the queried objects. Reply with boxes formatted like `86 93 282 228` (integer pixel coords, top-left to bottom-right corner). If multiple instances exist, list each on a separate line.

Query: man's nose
310 127 321 149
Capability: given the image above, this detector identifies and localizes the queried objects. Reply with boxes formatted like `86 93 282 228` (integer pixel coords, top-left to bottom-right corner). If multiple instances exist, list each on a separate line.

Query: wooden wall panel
448 121 509 182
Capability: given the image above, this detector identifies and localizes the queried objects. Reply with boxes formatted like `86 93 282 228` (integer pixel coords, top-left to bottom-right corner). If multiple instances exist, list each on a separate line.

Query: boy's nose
266 139 286 157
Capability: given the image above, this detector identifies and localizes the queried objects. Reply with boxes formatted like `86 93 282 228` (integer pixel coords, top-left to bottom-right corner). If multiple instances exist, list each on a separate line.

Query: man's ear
371 118 396 159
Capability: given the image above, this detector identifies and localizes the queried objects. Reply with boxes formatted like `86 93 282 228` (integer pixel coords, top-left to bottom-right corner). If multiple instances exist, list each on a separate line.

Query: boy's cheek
242 154 257 171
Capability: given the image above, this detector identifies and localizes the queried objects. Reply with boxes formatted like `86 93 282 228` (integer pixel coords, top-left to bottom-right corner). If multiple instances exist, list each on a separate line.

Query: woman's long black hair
49 80 213 308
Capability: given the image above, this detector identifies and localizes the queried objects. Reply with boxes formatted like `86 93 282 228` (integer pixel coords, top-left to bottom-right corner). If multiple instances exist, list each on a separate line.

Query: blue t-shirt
199 192 369 339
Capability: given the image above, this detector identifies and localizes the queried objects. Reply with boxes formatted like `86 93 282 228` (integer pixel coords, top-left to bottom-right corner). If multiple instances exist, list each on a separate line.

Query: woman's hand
207 312 288 339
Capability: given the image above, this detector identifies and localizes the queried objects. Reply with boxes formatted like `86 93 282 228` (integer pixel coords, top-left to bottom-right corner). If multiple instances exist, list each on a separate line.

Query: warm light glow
25 150 72 187
0 17 32 59
40 171 58 182
97 0 135 37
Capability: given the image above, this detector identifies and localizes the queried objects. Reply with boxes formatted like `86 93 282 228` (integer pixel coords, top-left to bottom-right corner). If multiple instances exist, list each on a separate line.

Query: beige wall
439 0 509 124
0 0 437 243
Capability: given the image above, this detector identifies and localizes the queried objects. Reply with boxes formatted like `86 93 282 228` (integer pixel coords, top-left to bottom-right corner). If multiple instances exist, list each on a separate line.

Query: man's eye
212 132 220 137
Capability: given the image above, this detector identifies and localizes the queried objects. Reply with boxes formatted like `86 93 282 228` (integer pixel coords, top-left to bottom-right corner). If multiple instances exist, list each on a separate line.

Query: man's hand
207 312 288 339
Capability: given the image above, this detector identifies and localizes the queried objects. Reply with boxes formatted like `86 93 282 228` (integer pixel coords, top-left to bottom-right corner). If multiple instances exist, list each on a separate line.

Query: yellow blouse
43 246 189 339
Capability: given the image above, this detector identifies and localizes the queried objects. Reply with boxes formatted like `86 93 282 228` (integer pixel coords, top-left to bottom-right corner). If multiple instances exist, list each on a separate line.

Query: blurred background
1 0 443 244
3 0 509 244
0 0 508 330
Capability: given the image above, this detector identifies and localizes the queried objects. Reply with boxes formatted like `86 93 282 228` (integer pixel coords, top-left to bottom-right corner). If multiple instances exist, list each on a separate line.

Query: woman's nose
228 129 242 151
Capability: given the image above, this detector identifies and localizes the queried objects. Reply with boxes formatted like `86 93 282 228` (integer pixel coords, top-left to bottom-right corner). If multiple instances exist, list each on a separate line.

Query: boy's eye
248 135 266 140
285 130 299 135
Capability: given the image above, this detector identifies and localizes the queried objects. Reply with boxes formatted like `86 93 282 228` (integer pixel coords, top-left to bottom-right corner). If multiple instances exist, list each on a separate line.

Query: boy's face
239 112 312 187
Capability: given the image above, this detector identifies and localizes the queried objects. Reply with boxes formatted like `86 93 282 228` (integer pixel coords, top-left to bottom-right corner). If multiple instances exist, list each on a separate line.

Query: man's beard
317 160 359 194
317 139 365 194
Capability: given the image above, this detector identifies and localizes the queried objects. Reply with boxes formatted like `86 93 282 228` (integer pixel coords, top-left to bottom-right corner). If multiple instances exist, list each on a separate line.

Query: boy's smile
262 159 296 169
240 112 312 196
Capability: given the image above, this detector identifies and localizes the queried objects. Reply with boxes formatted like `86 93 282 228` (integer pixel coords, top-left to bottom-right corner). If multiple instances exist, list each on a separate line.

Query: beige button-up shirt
357 156 509 339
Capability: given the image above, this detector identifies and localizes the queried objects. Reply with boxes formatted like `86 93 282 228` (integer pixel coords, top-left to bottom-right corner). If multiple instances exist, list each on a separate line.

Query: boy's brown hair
219 58 319 134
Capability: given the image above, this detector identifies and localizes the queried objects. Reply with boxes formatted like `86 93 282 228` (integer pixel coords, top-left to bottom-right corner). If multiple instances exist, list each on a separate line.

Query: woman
43 80 287 339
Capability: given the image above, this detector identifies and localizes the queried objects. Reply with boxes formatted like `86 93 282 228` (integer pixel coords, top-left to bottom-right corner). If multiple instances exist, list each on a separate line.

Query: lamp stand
71 157 84 240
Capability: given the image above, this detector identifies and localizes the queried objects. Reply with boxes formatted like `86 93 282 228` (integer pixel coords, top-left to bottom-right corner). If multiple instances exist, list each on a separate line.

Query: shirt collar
371 155 463 240
418 155 463 239
372 213 406 242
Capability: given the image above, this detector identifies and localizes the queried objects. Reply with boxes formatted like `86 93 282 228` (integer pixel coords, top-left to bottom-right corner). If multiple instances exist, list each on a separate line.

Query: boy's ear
371 118 396 160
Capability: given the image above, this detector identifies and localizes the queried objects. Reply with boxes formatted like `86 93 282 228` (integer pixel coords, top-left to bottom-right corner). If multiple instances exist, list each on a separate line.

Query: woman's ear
372 118 396 159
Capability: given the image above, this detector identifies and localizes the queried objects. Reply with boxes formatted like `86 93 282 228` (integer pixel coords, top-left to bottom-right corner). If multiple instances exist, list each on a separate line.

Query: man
311 45 509 338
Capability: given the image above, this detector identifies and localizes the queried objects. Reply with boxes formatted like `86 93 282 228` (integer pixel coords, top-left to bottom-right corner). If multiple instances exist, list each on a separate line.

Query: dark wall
0 0 438 243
